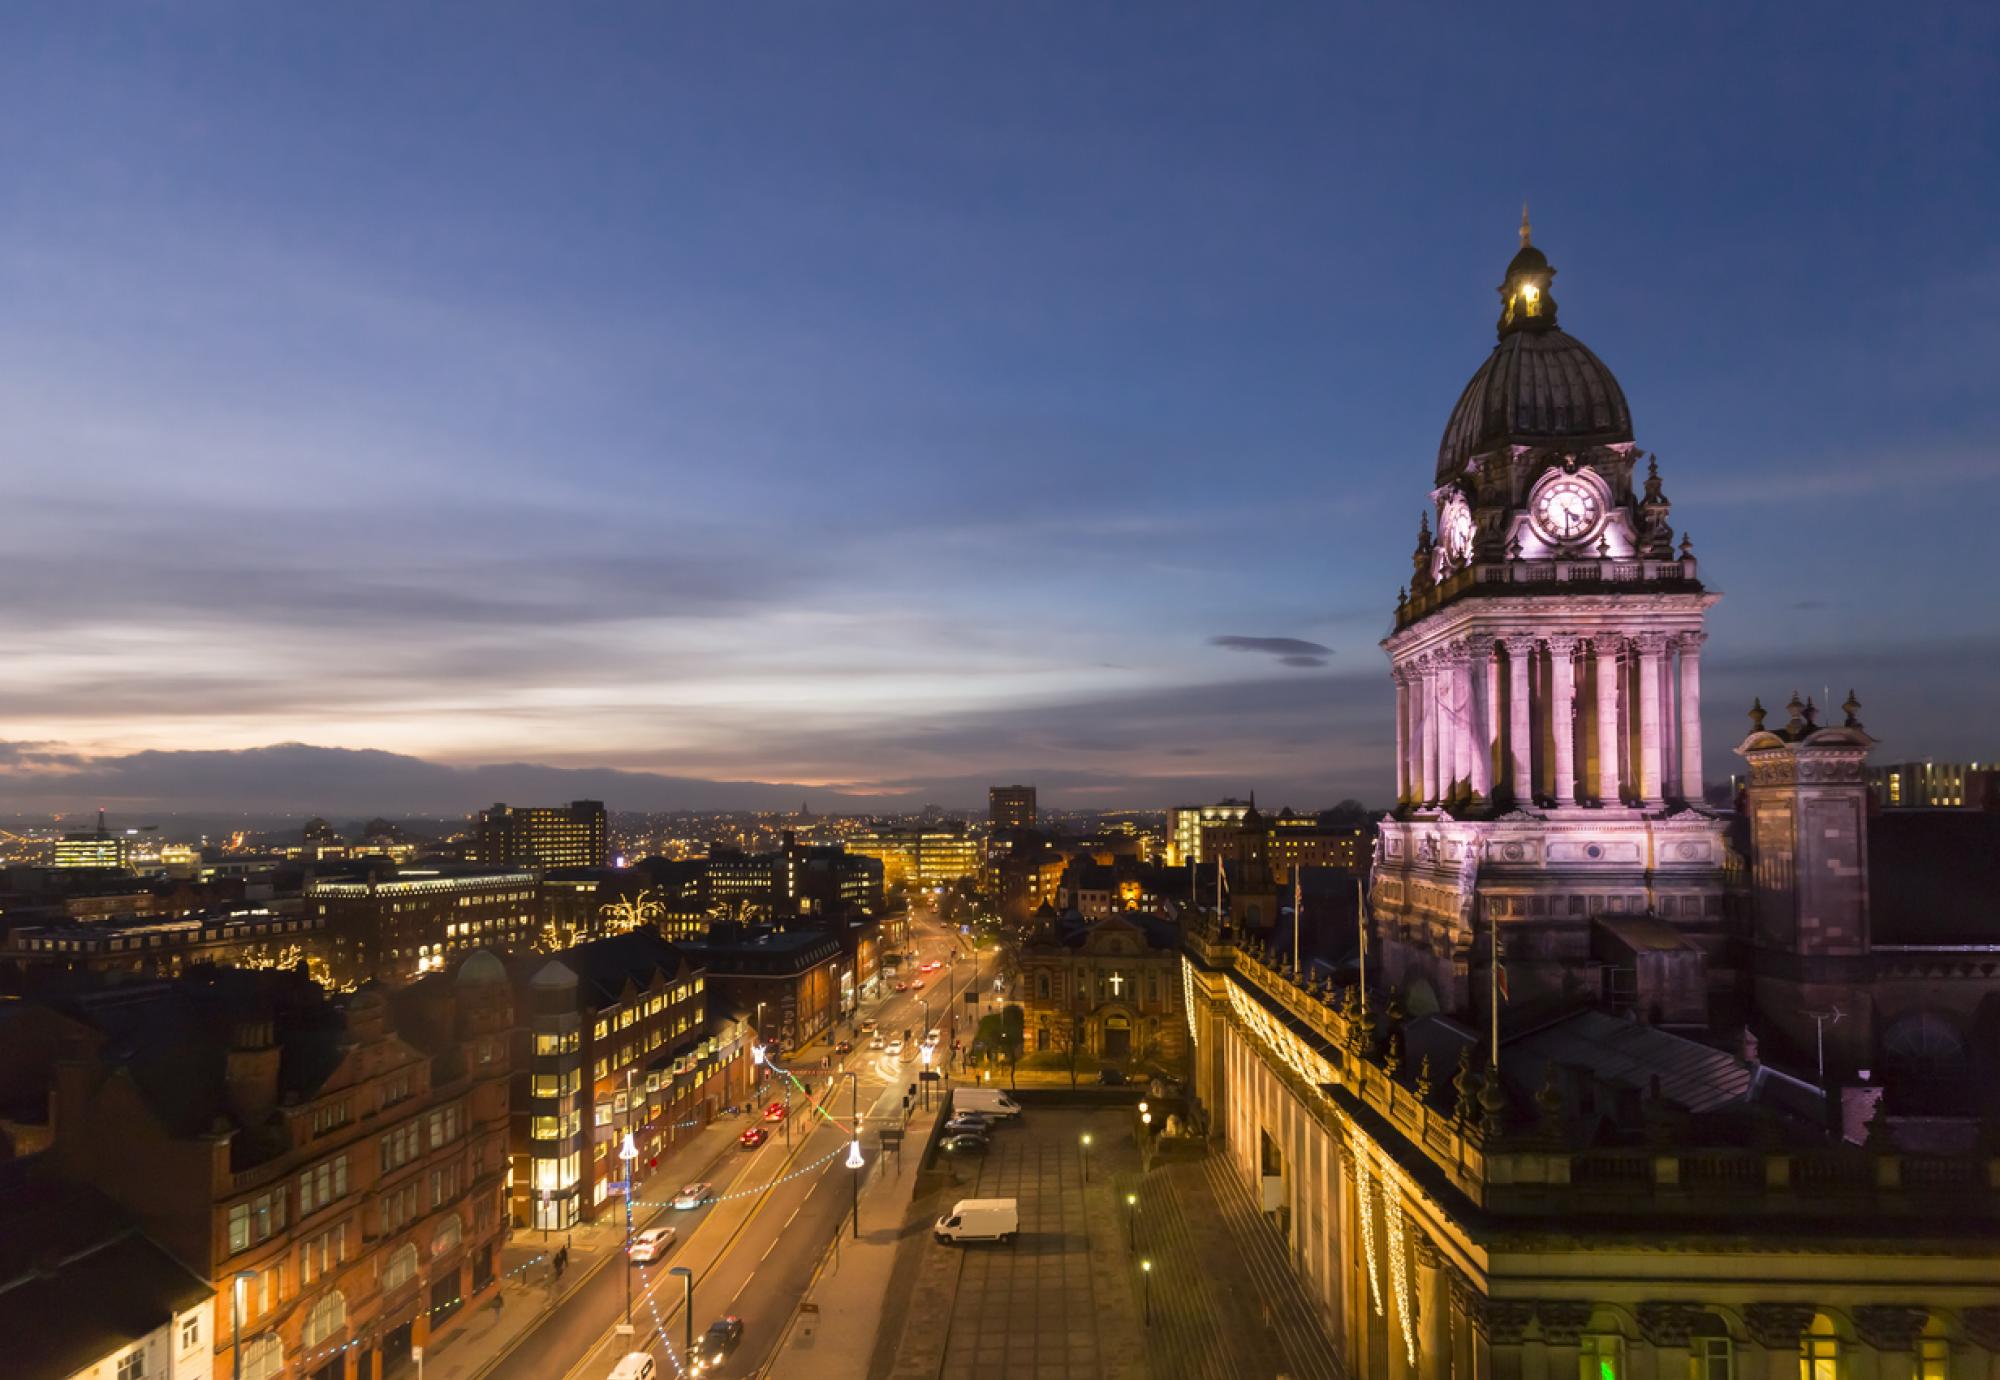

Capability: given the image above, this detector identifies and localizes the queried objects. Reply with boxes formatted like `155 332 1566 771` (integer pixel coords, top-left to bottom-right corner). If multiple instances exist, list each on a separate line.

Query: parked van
951 1088 1022 1119
934 1197 1019 1244
610 1352 657 1380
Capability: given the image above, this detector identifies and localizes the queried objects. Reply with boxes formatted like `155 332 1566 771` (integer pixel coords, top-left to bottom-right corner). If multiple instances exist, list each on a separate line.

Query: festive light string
632 1259 688 1377
1351 1132 1383 1316
633 1142 846 1210
1381 1155 1417 1367
1181 957 1200 1051
293 1246 557 1370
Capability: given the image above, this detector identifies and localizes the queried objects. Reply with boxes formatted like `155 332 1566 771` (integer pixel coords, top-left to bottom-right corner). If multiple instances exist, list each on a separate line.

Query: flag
1493 935 1508 1003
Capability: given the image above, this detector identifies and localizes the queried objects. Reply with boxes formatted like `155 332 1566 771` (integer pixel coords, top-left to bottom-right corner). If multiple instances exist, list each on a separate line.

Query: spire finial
1520 201 1532 249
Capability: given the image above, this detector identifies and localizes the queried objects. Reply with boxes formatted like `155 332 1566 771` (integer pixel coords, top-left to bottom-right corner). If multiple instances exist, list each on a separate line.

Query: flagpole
1490 922 1502 1075
1355 873 1367 1009
1293 868 1302 971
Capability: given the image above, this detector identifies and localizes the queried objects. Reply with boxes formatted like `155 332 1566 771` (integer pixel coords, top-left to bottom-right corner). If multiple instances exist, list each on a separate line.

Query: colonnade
1392 630 1705 809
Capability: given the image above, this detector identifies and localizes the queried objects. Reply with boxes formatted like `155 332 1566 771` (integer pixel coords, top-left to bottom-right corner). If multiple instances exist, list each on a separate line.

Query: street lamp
1141 1257 1154 1325
618 1129 639 1328
1125 1192 1138 1251
919 1042 933 1111
669 1265 693 1365
230 1269 256 1380
1080 1132 1093 1183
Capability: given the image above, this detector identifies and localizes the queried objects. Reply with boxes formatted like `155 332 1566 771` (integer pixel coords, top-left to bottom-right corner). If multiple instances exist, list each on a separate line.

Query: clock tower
1371 217 1738 1023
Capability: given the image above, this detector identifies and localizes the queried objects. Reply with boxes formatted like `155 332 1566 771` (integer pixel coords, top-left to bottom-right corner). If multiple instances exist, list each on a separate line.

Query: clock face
1532 477 1603 544
1441 495 1475 563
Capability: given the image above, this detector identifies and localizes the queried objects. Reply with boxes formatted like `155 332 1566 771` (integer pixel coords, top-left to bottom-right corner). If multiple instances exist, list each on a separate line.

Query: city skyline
3 5 1995 811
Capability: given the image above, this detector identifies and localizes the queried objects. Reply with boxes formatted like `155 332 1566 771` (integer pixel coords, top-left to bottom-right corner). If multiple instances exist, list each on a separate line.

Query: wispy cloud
1209 635 1334 669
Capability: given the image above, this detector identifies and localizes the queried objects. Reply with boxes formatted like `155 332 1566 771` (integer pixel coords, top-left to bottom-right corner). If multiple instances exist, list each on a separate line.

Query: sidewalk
418 1113 748 1380
763 1097 946 1380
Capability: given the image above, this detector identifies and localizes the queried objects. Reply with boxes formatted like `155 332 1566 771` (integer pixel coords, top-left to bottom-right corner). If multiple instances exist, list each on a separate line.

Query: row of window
1574 1330 1953 1380
299 1155 348 1215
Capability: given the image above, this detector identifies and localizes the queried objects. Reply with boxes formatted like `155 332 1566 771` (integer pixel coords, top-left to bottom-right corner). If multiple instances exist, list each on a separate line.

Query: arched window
434 1213 463 1256
1881 1010 1967 1081
1800 1314 1841 1380
241 1334 283 1380
1690 1312 1735 1380
382 1243 418 1291
301 1291 346 1348
1580 1333 1624 1380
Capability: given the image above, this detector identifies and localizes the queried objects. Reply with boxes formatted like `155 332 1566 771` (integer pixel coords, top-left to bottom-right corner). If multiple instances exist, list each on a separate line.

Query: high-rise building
54 811 129 870
989 784 1038 832
1868 759 1993 809
1164 799 1252 867
474 800 608 870
848 823 981 886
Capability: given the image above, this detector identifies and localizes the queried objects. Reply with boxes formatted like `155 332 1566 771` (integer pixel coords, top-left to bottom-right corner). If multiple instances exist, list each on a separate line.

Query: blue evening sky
0 3 1994 810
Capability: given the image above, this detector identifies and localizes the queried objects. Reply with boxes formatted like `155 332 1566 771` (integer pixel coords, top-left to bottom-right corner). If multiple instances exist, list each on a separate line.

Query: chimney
225 1020 281 1131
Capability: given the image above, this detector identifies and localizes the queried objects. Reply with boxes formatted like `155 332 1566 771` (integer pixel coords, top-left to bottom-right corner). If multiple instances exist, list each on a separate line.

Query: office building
307 866 539 985
848 824 981 887
54 812 129 871
988 784 1038 832
1868 760 1994 809
1165 799 1253 867
474 800 608 870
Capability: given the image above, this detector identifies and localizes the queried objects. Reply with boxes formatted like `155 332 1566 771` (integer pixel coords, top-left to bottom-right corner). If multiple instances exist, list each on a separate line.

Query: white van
951 1088 1022 1119
934 1197 1018 1244
609 1353 656 1380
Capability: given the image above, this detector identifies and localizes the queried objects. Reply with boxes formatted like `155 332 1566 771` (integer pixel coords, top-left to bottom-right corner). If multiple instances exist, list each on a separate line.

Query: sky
0 3 1995 814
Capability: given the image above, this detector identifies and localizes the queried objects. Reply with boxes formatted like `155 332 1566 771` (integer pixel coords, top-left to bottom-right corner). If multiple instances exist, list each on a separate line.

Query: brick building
31 960 512 1379
307 867 539 986
1015 911 1187 1069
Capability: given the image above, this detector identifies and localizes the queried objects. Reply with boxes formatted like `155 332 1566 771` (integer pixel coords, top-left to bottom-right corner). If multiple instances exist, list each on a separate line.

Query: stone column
1677 632 1706 804
1450 645 1475 804
1546 636 1580 806
1485 649 1503 796
1467 643 1493 804
1592 634 1623 806
1636 634 1669 806
1406 667 1426 806
1504 637 1536 806
1538 1302 1589 1380
1415 1237 1450 1380
1448 1270 1479 1380
1658 647 1681 802
1745 1304 1818 1380
1394 669 1412 805
1422 659 1441 806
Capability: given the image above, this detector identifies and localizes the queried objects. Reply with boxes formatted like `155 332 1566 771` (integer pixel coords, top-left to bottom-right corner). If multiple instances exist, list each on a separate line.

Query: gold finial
1520 201 1532 248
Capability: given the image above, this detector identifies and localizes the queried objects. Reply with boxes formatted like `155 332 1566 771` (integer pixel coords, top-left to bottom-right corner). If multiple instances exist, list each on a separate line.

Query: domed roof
1434 219 1632 482
1435 327 1632 482
455 949 507 987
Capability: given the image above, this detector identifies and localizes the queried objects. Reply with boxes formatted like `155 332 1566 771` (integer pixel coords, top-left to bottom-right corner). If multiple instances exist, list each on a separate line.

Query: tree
1050 1001 1091 1088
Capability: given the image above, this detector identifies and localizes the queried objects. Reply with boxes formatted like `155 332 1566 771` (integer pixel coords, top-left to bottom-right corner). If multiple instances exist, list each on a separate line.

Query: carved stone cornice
1445 1265 1478 1314
1537 1301 1592 1346
1544 634 1582 659
1467 1298 1536 1345
1853 1306 1928 1352
1963 1307 2000 1353
1588 632 1626 657
1743 1303 1818 1348
1411 1234 1443 1270
1502 634 1539 657
1637 1302 1707 1349
1634 631 1673 658
1674 630 1708 655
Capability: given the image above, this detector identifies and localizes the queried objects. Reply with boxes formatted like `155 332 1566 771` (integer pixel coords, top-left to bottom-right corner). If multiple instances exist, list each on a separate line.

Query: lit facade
474 799 608 870
849 824 981 886
989 784 1038 832
308 867 539 986
1867 760 1989 809
1166 800 1252 867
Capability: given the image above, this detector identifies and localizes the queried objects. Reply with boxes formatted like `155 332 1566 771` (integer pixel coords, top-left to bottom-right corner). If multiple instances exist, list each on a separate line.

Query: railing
1399 555 1700 627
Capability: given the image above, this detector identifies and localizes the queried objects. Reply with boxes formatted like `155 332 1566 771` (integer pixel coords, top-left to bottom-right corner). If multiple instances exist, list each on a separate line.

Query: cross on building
1107 971 1125 996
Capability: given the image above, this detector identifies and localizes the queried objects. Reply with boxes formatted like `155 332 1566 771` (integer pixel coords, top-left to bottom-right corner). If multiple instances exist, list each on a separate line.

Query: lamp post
230 1269 256 1380
1080 1132 1093 1183
1124 1192 1138 1251
669 1266 693 1364
1141 1257 1154 1325
845 1070 865 1240
618 1128 638 1328
919 1042 933 1111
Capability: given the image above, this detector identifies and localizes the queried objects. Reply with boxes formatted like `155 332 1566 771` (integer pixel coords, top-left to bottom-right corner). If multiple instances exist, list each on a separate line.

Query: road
490 907 994 1380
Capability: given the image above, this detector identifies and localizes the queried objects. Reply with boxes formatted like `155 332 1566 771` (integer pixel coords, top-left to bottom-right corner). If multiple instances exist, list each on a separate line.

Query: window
117 1349 144 1380
428 1104 462 1148
532 1114 563 1140
300 1155 349 1215
301 1290 347 1348
381 1122 422 1173
434 1213 463 1255
1918 1341 1949 1380
1800 1319 1840 1380
241 1335 283 1380
299 1223 348 1285
227 1189 287 1254
181 1312 202 1350
1695 1337 1734 1380
1036 974 1049 999
382 1243 419 1291
1581 1335 1624 1380
430 1162 462 1207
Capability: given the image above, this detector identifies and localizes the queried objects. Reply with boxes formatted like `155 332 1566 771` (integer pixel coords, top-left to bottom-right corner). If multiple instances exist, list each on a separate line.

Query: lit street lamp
230 1269 257 1380
1080 1132 1093 1183
1125 1192 1138 1251
618 1129 639 1328
1141 1257 1154 1325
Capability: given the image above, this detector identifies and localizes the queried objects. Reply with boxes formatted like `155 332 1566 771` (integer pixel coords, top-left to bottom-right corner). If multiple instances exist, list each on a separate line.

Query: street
488 907 992 1380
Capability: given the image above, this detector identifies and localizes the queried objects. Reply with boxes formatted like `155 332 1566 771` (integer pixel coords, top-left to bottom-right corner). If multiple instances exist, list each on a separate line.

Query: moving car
942 1112 992 1135
739 1126 768 1149
885 1038 904 1056
834 1039 854 1055
940 1132 989 1155
934 1197 1018 1244
868 1033 885 1050
628 1226 676 1263
691 1316 744 1374
763 1100 788 1122
671 1182 712 1210
610 1353 657 1380
911 979 925 990
861 1017 878 1033
894 981 908 992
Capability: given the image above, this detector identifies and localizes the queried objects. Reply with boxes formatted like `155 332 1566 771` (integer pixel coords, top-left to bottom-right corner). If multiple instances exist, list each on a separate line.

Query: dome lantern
1498 204 1559 337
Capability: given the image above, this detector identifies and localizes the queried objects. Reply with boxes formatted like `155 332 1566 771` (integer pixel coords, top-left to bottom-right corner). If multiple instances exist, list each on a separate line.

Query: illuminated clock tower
1370 215 1736 1022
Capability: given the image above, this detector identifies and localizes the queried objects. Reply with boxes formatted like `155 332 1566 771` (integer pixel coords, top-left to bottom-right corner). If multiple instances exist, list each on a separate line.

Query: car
911 979 925 990
1097 1067 1128 1087
868 1033 885 1049
940 1132 989 1155
885 1038 904 1056
763 1100 788 1122
671 1182 712 1210
921 960 941 972
942 1114 992 1135
628 1226 676 1263
894 981 909 992
834 1039 854 1055
691 1316 744 1374
739 1126 768 1149
860 1017 878 1033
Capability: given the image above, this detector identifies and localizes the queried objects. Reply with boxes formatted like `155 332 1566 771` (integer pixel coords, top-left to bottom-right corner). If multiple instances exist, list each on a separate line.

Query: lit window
117 1350 144 1380
1581 1335 1623 1380
1918 1340 1948 1380
1694 1336 1734 1380
1800 1320 1840 1380
181 1313 202 1350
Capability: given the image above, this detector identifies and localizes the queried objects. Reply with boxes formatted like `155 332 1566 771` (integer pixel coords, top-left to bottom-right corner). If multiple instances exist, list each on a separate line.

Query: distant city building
674 923 852 1051
1164 799 1252 867
54 812 129 871
1016 912 1186 1066
848 823 980 887
1868 759 1994 809
307 866 539 985
988 784 1038 832
474 800 608 870
3 906 325 981
510 931 748 1231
